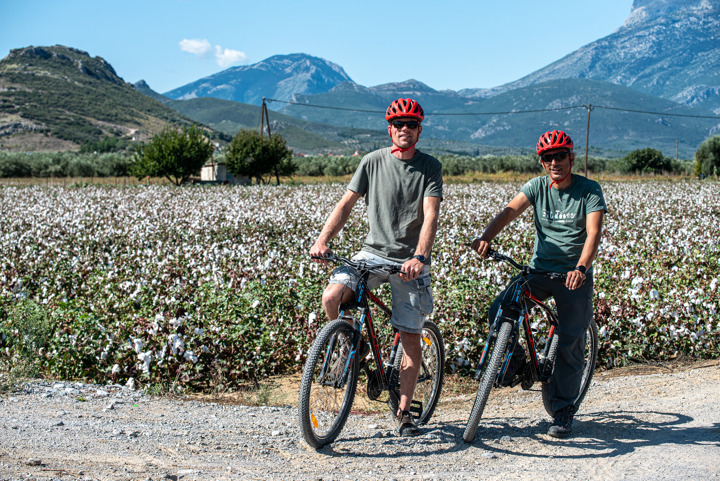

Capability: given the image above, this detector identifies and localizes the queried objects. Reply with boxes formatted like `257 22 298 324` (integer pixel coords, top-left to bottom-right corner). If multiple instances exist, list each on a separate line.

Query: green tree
130 124 214 185
694 135 720 177
620 148 671 174
225 130 296 185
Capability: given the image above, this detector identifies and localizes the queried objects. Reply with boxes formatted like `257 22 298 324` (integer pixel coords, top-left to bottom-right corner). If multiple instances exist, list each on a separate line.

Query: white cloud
214 46 247 67
179 39 247 68
179 38 212 56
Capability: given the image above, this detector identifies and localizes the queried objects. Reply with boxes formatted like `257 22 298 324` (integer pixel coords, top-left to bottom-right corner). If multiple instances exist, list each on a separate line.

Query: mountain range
463 0 720 114
1 0 718 157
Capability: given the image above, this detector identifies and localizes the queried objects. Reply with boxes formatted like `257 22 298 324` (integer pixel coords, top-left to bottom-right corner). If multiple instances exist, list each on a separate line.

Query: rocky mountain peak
3 45 125 86
624 0 718 26
163 53 353 105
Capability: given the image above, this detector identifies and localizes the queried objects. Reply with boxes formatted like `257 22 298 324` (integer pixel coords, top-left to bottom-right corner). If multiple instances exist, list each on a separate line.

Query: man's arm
566 209 604 290
472 192 531 257
310 190 362 261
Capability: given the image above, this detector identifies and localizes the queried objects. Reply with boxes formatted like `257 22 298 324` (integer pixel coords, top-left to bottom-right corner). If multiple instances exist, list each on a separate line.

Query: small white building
200 162 250 184
201 162 228 182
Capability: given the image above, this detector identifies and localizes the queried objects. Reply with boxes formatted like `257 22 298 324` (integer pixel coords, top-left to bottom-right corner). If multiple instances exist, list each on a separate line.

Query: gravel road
1 361 719 481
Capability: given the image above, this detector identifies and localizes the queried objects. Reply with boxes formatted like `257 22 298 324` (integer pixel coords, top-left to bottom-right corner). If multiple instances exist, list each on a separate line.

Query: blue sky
1 0 633 96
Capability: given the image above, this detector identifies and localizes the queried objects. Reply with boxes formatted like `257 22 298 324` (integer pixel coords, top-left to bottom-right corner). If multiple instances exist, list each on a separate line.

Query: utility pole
260 97 272 136
585 104 593 177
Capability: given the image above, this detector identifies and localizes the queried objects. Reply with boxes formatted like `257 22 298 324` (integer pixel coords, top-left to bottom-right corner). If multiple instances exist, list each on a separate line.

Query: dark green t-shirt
347 147 443 263
521 174 607 273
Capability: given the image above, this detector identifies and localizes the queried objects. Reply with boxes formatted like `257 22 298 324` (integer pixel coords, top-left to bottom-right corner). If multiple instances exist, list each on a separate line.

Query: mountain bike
463 249 598 443
298 253 445 449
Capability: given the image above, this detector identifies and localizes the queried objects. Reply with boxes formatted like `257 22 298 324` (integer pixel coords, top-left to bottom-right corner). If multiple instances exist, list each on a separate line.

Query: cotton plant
0 181 718 387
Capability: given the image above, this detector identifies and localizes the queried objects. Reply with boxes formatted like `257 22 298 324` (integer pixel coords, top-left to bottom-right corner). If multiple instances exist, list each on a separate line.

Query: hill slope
0 46 198 151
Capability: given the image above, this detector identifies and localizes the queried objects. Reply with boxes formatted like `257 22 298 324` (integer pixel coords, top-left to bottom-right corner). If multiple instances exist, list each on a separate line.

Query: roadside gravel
1 361 719 481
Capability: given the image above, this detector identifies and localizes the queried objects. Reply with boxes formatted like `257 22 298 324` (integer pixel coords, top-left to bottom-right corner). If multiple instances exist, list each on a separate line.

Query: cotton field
1 181 718 388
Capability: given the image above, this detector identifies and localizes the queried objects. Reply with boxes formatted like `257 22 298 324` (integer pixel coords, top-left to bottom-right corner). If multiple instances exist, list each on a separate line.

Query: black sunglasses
391 120 420 130
541 151 570 163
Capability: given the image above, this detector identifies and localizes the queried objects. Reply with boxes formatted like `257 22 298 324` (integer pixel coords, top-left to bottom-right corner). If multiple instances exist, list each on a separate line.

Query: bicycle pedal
409 400 423 417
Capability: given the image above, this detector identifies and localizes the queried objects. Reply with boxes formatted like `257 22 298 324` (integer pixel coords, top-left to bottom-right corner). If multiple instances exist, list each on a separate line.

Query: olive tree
225 130 296 185
695 135 720 177
619 148 671 174
131 124 214 185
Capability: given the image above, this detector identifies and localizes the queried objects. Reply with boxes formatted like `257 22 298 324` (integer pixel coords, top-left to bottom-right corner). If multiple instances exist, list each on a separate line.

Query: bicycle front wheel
541 319 599 417
463 321 512 443
298 319 360 448
388 320 445 425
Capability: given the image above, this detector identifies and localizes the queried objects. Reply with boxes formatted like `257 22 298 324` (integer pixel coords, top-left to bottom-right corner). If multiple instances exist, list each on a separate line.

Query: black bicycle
299 254 445 448
463 249 599 443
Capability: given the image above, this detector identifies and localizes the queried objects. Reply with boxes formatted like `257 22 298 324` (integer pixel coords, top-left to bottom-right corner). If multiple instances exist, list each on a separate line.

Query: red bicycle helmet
385 98 425 122
536 130 574 155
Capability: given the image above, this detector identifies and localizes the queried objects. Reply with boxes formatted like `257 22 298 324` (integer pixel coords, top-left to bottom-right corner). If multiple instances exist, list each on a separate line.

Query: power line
429 105 585 116
265 97 720 120
265 98 384 114
593 105 720 120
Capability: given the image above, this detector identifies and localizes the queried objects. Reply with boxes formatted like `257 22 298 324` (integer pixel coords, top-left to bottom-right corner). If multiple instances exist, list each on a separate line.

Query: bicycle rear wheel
388 320 445 425
541 319 599 417
298 319 360 448
463 321 512 443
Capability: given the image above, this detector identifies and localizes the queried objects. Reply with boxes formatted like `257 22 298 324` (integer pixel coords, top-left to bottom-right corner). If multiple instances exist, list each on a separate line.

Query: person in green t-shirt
310 98 443 437
472 129 606 439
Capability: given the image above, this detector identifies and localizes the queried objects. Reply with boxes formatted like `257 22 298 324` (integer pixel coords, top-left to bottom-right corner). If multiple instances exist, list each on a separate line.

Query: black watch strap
575 265 587 274
413 255 427 264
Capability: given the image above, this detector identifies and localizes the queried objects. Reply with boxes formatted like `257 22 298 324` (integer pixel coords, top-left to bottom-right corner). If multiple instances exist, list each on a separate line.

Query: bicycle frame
324 261 403 404
475 262 562 389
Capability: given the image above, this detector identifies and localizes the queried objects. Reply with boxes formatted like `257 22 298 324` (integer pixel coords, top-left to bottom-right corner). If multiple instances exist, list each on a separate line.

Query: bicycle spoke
299 319 359 447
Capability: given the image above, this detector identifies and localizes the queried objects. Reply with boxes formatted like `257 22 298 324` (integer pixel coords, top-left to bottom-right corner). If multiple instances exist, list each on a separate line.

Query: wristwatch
575 265 587 274
413 255 427 264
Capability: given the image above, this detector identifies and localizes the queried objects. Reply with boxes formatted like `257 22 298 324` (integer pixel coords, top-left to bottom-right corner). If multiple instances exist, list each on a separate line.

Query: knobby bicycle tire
298 319 360 448
463 321 513 443
387 320 445 425
541 319 599 417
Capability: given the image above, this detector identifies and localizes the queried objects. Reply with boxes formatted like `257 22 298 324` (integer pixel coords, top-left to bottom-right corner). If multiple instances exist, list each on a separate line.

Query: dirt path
1 361 719 480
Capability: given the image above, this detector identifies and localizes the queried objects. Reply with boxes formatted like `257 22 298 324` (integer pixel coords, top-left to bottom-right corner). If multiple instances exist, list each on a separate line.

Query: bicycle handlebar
311 254 406 276
487 249 567 281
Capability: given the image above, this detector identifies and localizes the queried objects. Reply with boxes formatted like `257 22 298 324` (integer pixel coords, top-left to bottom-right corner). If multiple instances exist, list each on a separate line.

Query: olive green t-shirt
347 147 443 263
521 174 606 273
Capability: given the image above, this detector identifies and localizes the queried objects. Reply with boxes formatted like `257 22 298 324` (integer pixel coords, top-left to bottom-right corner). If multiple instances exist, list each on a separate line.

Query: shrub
695 135 720 177
618 148 671 174
226 130 296 185
130 124 214 185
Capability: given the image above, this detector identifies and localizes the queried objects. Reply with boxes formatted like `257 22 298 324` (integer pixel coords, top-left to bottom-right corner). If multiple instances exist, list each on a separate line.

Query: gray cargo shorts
328 251 433 334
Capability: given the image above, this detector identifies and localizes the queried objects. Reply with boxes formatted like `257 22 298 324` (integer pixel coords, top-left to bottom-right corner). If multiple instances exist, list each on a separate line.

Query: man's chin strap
390 134 418 154
549 171 572 190
391 143 416 154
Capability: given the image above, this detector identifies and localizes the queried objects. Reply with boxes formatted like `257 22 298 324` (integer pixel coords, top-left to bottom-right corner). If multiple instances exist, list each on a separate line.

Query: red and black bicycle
299 253 445 448
463 249 599 442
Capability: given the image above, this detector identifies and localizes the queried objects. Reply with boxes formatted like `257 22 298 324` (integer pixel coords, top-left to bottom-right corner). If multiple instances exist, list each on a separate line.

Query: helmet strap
549 170 572 190
390 141 417 154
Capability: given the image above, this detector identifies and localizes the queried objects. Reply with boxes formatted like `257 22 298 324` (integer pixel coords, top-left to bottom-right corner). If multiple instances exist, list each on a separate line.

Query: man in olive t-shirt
473 130 606 439
310 98 443 437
